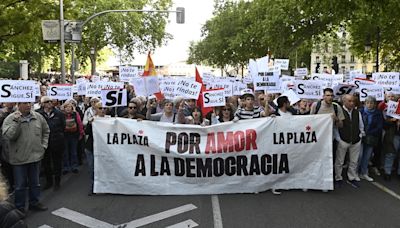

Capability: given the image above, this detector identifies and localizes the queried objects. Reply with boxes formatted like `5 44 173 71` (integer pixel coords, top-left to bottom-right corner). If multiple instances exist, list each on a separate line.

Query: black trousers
43 141 64 184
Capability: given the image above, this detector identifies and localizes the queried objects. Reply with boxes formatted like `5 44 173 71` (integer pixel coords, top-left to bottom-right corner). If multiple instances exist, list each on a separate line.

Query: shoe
29 203 48 211
334 180 343 188
360 174 374 182
72 169 79 174
347 180 360 188
43 182 53 190
354 176 361 182
384 174 391 181
371 167 381 176
271 189 281 195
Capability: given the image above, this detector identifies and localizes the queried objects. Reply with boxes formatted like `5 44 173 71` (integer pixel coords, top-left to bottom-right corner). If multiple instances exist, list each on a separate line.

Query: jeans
85 149 94 190
384 135 400 175
13 162 41 209
63 134 79 172
359 144 374 175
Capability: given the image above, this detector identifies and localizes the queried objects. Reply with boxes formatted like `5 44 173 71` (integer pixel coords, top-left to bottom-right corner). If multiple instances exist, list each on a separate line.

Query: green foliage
0 0 172 74
189 0 400 73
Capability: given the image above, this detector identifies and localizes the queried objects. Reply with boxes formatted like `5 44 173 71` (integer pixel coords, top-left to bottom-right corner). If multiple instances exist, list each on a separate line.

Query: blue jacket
360 107 383 137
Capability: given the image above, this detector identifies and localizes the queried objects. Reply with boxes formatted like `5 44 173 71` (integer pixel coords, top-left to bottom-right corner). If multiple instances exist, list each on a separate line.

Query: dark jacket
37 108 66 144
85 122 94 152
360 107 383 137
0 201 27 228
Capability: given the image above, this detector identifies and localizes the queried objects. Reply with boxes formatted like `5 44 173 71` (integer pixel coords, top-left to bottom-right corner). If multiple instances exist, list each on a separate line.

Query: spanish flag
142 51 163 100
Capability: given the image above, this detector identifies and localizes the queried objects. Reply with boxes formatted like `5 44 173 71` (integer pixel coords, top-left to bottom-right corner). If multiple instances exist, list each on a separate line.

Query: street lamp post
90 47 96 76
364 26 380 73
59 0 66 83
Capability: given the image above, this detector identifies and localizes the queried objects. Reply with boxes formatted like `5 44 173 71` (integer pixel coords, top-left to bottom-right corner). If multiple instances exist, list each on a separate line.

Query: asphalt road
24 165 400 228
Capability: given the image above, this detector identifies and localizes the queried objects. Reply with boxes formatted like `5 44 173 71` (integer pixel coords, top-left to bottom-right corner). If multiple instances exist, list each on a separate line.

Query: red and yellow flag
143 51 157 76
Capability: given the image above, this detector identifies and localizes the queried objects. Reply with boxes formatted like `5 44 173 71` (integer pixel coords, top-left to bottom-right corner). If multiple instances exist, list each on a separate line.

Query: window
350 66 355 71
316 56 320 63
341 55 346 64
350 55 355 63
341 66 346 73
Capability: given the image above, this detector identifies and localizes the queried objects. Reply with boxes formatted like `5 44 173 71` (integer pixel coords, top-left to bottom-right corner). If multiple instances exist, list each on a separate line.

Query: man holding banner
2 102 50 214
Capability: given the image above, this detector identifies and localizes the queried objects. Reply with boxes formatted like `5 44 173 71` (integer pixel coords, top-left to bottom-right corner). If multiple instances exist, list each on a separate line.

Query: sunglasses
97 107 104 110
128 106 137 109
259 98 265 101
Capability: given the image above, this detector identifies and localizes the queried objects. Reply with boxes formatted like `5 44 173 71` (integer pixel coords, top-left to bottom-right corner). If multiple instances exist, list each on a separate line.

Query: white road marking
52 207 114 228
165 219 199 228
211 195 223 228
371 182 400 201
38 225 54 228
123 204 197 228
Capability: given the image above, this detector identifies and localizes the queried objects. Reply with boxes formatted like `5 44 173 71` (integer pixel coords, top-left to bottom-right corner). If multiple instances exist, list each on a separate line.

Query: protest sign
77 82 86 96
93 115 333 195
47 84 73 100
119 66 139 82
294 80 323 99
333 84 357 97
359 83 384 101
385 87 400 95
253 70 280 92
349 69 365 81
352 78 376 92
86 82 124 97
275 89 300 106
34 83 40 97
130 76 160 97
233 81 248 96
101 89 127 107
91 75 100 82
159 78 178 99
0 80 36 102
312 73 343 88
208 79 233 97
274 59 289 70
76 77 86 84
295 68 308 77
386 100 400 119
202 89 225 107
256 56 269 72
372 72 400 88
175 78 202 100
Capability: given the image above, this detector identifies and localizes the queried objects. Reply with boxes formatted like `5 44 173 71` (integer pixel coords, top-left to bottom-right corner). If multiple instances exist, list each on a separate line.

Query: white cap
240 89 254 98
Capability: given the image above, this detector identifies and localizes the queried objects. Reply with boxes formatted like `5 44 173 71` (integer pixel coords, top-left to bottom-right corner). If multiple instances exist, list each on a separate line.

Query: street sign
42 20 60 42
41 20 82 43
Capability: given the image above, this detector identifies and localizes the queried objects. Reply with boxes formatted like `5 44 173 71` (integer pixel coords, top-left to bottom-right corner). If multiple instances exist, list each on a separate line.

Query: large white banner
93 115 333 195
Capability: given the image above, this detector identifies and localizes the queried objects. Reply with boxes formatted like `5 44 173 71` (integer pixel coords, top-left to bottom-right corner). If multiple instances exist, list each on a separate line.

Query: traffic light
315 62 320 73
332 56 339 74
176 7 185 24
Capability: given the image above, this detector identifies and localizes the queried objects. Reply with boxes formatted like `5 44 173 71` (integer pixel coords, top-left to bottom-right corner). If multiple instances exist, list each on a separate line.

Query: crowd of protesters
0 77 398 219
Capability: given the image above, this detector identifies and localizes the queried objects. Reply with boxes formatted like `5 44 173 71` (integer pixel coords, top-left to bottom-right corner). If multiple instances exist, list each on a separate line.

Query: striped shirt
235 106 263 120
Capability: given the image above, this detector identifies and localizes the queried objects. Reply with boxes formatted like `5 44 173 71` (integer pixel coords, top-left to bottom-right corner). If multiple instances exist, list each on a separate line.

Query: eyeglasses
128 106 137 109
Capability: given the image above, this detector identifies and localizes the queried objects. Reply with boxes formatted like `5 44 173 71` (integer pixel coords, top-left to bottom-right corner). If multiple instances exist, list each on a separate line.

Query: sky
109 0 215 66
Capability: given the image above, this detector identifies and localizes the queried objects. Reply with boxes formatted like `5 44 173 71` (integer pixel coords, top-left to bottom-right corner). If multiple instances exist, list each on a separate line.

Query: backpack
65 112 78 133
315 100 339 116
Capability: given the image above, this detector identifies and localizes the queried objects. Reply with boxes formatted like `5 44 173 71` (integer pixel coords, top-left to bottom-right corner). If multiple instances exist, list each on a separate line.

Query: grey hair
365 96 377 104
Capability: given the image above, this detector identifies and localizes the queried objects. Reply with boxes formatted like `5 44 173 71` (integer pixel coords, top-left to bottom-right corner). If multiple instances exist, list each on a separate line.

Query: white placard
256 56 269 72
77 82 86 96
130 76 160 97
159 78 178 100
86 82 124 97
372 72 400 88
385 87 400 95
359 83 384 101
34 83 40 97
202 89 225 107
352 78 376 92
101 89 127 107
386 101 400 119
0 80 36 102
233 81 248 96
253 71 280 92
243 76 253 84
294 80 323 99
119 66 139 82
312 73 343 88
349 69 365 81
295 68 308 77
91 75 100 82
333 84 357 97
275 89 300 106
47 84 73 100
208 79 233 97
71 84 78 94
274 59 289 70
175 79 202 100
202 72 214 84
76 77 86 84
249 59 258 79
